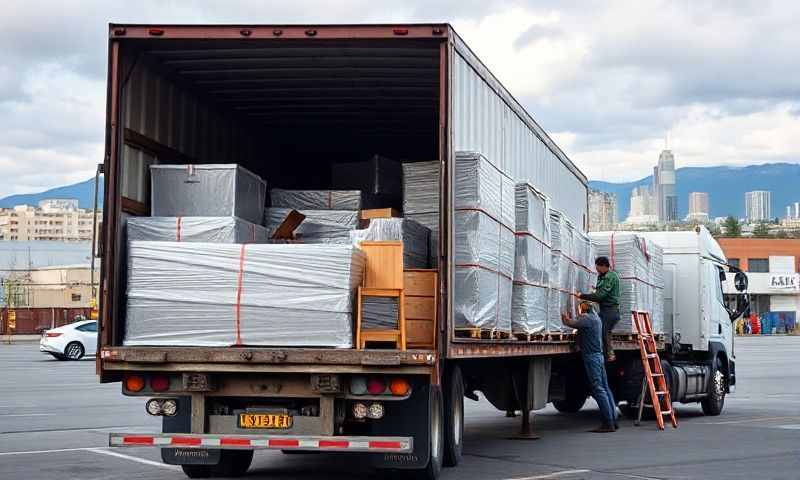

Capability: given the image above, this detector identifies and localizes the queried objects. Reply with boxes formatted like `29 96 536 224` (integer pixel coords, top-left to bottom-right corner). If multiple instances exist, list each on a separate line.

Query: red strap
176 217 182 242
234 244 247 346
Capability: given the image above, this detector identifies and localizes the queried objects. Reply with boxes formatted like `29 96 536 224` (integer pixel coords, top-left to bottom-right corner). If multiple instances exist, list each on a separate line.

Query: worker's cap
578 301 596 312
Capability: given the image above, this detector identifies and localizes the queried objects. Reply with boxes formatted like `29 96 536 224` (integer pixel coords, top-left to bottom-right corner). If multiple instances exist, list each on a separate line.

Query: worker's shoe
614 422 619 431
589 425 615 433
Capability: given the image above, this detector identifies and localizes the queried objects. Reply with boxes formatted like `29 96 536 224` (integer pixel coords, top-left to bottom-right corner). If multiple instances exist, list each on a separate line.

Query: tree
774 229 789 239
752 222 770 237
722 216 741 237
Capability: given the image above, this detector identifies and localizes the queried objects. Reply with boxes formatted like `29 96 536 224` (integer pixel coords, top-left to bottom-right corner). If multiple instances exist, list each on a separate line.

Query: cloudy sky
1 0 799 196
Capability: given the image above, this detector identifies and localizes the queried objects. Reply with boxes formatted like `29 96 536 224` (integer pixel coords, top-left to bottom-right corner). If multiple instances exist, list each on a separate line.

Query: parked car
40 320 97 360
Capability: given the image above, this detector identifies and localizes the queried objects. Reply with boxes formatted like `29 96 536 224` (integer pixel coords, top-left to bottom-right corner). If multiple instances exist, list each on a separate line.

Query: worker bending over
580 256 621 362
562 302 618 433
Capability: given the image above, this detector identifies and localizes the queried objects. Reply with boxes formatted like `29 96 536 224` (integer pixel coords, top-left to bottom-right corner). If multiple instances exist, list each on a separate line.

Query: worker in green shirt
579 256 621 362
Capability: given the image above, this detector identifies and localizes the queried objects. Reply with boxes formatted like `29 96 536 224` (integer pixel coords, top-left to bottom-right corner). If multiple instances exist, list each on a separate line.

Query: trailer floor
1 336 799 480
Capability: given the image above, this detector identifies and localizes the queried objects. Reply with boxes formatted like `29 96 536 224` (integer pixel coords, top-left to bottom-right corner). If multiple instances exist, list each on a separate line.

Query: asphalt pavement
1 336 799 479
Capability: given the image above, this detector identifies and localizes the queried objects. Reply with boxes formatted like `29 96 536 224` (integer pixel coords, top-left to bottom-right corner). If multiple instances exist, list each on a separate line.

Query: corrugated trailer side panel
449 37 587 227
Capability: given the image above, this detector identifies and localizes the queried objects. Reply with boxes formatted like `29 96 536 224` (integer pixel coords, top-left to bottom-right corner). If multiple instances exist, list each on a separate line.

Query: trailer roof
108 23 588 185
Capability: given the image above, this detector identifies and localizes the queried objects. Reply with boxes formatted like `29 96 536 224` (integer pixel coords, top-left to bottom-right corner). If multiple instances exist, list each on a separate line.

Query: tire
49 353 67 361
552 380 588 413
65 342 84 360
180 465 211 478
411 387 443 480
443 365 464 467
701 360 725 416
621 360 673 421
210 450 253 477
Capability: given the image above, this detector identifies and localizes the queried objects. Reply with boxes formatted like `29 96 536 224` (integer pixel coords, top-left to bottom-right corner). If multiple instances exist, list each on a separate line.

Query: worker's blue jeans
583 352 617 427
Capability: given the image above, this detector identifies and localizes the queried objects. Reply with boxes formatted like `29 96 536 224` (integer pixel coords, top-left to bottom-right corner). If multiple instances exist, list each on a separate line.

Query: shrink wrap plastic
547 211 595 332
350 218 430 268
128 217 268 244
124 242 365 347
402 161 441 267
590 232 664 333
150 164 266 225
264 208 359 243
361 297 400 330
511 183 552 334
453 152 515 333
270 188 363 210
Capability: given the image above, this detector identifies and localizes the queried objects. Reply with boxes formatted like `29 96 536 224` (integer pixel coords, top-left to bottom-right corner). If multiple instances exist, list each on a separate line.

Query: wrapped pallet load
350 218 430 268
589 232 665 333
128 217 269 243
402 161 440 267
150 164 266 225
264 207 359 243
511 183 551 335
124 242 366 347
453 152 515 335
270 188 363 210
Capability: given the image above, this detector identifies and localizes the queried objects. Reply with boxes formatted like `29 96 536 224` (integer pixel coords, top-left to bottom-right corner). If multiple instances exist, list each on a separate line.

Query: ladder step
655 391 667 395
651 373 664 377
646 353 658 358
661 409 672 415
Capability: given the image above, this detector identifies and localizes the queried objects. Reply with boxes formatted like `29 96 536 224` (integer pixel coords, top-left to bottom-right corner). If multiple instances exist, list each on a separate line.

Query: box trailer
96 24 748 479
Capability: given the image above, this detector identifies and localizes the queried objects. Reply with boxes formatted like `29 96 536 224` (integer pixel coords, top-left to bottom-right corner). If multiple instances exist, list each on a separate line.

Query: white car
40 320 98 360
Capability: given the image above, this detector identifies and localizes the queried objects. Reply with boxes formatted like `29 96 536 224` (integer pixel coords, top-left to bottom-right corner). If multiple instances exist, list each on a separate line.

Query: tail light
367 378 386 395
45 332 63 338
389 378 410 396
350 376 368 395
150 375 170 392
352 402 368 419
367 403 385 419
125 375 145 392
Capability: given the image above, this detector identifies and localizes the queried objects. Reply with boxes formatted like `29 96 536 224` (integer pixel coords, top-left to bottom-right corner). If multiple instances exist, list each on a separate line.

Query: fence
1 307 92 335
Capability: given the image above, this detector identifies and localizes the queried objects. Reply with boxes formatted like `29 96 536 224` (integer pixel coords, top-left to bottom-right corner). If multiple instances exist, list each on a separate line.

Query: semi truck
97 23 749 479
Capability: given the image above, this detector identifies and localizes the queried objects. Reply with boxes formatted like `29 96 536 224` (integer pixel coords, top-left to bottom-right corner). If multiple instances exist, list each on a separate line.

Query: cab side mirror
734 272 748 292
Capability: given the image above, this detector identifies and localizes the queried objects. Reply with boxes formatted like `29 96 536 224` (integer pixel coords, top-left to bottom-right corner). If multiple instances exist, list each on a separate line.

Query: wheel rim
431 394 442 462
67 344 82 359
713 370 725 401
453 392 463 446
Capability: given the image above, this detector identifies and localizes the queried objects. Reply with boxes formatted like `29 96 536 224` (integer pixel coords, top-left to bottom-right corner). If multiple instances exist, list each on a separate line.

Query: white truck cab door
706 262 733 354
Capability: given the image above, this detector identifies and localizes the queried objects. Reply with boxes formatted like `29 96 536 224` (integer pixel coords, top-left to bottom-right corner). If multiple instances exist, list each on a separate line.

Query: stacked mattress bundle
264 208 359 243
128 217 269 244
589 232 664 333
547 211 573 331
349 218 430 268
124 242 366 347
402 161 441 267
511 183 551 335
270 188 363 210
453 151 515 334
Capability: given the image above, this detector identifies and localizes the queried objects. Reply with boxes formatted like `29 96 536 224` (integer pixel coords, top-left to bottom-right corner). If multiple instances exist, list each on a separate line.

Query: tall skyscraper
745 191 771 222
653 149 677 222
588 189 618 231
686 192 710 222
786 202 800 220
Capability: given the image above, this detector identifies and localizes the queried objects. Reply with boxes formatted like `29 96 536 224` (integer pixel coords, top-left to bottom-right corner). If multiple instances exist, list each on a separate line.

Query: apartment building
0 199 100 242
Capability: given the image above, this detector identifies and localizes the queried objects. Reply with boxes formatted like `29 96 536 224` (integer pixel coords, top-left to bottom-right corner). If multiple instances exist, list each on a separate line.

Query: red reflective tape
319 440 349 449
176 217 182 242
171 436 202 446
220 437 251 446
123 436 154 445
269 439 299 448
234 244 246 346
369 441 402 450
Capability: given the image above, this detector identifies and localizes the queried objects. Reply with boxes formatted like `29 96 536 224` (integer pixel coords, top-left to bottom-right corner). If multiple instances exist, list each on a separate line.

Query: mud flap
370 382 431 470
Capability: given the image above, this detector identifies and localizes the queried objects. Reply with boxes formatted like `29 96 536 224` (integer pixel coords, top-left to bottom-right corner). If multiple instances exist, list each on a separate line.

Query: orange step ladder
632 311 678 430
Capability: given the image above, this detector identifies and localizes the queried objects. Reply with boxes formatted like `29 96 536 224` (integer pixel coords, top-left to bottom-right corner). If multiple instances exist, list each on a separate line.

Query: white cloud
0 0 798 197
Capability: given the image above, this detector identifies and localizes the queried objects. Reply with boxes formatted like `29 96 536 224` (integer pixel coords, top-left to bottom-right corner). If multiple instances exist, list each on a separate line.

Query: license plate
238 413 293 429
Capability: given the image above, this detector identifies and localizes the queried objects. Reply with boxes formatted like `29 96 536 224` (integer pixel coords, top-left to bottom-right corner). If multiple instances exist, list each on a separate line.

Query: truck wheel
443 365 464 467
210 450 253 477
412 387 443 480
180 465 211 478
701 362 725 416
552 380 588 413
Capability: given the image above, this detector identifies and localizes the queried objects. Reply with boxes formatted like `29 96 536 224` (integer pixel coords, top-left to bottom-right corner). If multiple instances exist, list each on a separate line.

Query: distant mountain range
0 178 104 210
589 163 800 220
1 162 798 220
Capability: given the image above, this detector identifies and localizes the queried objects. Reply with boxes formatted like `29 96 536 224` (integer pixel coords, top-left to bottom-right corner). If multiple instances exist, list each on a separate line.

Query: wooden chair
356 241 406 350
